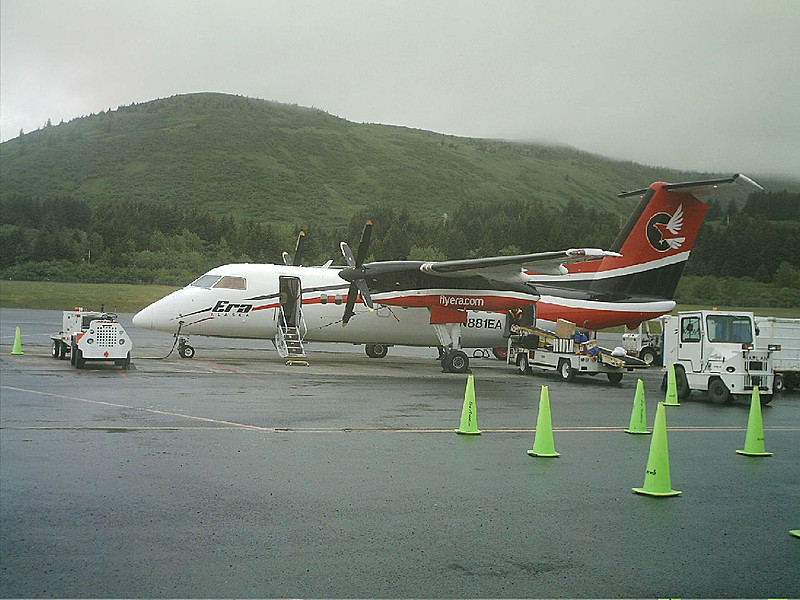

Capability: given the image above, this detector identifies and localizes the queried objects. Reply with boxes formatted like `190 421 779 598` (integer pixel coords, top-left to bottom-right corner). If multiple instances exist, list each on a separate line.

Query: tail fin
582 174 762 299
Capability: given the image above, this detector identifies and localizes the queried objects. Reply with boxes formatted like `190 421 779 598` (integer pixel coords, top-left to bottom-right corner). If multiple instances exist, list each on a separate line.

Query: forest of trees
1 190 799 308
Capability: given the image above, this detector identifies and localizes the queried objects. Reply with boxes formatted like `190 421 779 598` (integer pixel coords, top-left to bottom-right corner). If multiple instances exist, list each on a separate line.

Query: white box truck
755 317 800 393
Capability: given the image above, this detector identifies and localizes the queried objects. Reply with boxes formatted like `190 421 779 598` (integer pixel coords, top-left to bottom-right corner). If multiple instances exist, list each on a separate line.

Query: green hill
4 92 790 226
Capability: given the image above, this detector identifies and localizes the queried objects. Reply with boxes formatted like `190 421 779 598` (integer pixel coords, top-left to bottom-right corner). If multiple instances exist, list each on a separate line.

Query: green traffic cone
455 374 481 435
663 363 680 406
633 402 682 497
11 326 23 355
736 386 772 457
790 530 800 538
528 386 560 457
625 379 651 435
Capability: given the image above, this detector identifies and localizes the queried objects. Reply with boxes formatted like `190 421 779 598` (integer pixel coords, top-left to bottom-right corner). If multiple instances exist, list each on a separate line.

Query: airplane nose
132 294 177 331
132 304 155 330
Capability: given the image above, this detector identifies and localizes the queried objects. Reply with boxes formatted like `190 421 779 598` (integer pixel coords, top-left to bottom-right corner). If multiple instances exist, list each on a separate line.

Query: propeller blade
342 282 359 326
340 241 356 268
356 279 373 309
340 220 375 325
281 251 291 266
354 221 373 267
293 231 307 266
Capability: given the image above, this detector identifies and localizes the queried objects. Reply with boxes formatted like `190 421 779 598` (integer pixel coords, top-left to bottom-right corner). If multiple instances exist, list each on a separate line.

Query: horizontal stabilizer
618 173 763 199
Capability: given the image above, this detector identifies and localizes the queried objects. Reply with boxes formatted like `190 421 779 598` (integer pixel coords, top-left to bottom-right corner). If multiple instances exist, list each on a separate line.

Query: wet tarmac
1 308 799 598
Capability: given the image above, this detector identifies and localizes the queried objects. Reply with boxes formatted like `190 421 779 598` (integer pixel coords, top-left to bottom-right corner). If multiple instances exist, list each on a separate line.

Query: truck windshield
706 315 753 344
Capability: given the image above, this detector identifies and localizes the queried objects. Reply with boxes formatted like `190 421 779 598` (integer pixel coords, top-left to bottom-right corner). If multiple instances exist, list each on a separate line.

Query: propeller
339 221 374 326
282 231 307 266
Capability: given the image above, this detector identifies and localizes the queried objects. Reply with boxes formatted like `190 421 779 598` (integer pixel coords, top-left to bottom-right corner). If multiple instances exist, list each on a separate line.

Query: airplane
132 174 762 373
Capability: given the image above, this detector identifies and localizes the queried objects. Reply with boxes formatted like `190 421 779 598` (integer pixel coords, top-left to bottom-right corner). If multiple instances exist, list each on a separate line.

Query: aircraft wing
618 173 763 199
419 248 619 278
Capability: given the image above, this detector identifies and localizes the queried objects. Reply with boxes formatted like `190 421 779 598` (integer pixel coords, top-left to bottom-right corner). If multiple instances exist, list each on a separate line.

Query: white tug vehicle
51 309 133 369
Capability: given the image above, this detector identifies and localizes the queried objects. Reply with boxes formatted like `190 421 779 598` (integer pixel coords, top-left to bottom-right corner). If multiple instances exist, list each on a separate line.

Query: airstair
275 306 306 359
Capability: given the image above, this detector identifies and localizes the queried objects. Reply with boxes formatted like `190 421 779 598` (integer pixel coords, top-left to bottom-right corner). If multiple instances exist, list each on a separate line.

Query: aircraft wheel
365 344 388 359
178 344 195 359
558 358 576 382
707 377 731 404
442 350 469 373
517 353 531 374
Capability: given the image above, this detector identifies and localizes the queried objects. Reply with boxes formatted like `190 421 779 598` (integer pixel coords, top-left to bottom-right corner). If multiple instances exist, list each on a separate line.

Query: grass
0 280 179 314
1 280 797 320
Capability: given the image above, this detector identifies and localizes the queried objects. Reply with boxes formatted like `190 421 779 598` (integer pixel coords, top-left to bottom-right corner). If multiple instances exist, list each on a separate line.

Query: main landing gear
433 322 471 373
441 349 470 373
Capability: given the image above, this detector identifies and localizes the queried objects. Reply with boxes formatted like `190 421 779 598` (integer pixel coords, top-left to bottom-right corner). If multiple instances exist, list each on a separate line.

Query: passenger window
212 276 247 290
681 317 701 343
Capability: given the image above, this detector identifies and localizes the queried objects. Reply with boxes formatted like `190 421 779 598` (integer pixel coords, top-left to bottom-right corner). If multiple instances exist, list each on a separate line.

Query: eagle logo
646 204 685 252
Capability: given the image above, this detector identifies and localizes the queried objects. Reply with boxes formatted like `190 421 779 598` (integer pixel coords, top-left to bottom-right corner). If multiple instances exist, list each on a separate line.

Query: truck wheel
773 373 784 394
365 344 388 359
674 365 691 400
707 378 731 404
116 353 131 370
442 350 469 373
607 372 623 384
75 349 86 369
558 358 576 382
517 353 531 374
640 347 657 366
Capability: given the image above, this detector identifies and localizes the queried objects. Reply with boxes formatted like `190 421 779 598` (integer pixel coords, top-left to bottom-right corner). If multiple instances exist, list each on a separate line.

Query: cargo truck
755 317 800 393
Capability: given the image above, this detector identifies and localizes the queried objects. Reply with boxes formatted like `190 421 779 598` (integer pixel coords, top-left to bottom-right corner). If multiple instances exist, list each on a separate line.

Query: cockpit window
212 276 247 290
190 274 222 288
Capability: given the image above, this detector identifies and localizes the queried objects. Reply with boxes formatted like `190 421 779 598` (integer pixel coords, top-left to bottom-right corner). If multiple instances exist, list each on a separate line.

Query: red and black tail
572 174 762 299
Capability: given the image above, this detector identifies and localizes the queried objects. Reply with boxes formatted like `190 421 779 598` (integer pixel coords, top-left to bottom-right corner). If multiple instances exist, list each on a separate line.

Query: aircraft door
677 314 702 372
278 276 302 328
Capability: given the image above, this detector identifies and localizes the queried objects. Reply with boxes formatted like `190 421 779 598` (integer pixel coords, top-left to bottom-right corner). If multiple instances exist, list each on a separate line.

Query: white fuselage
132 264 507 348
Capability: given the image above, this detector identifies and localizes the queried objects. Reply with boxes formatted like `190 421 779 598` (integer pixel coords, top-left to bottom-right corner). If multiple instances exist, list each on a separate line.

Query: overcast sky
2 0 798 176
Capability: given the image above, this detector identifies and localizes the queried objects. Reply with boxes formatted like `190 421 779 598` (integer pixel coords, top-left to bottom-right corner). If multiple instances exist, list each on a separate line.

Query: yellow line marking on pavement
4 385 799 434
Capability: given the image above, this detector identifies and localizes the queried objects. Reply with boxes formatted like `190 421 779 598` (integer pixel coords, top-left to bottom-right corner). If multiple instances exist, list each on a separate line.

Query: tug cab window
190 274 222 288
212 276 247 290
706 314 753 344
681 317 701 343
